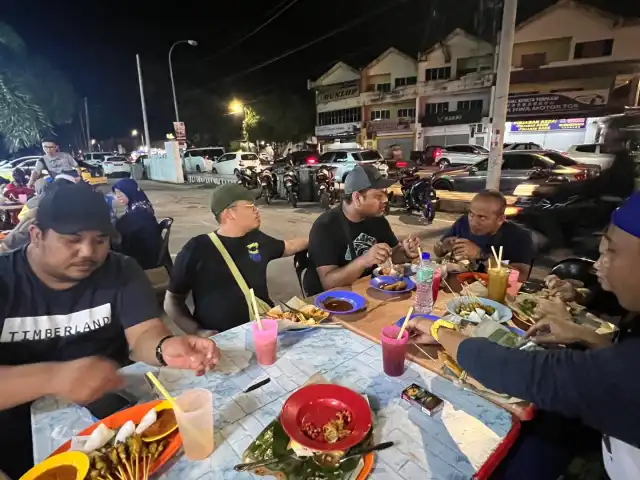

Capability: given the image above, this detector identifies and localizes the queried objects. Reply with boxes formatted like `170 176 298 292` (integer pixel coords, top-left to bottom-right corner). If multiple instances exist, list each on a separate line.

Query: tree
0 22 76 152
242 105 260 147
251 92 314 147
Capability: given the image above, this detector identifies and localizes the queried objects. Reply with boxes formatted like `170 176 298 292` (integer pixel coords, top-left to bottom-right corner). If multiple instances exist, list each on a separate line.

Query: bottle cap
421 252 430 261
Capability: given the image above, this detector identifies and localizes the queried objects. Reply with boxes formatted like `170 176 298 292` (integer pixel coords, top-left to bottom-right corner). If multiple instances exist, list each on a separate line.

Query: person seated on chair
304 165 421 296
111 179 162 270
164 184 308 337
434 189 534 281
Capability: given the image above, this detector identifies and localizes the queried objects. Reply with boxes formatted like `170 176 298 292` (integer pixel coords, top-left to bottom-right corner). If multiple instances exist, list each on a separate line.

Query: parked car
184 147 225 172
316 149 388 182
565 143 619 168
84 152 115 167
436 144 489 168
0 156 42 181
212 152 261 175
503 142 543 151
431 150 599 194
410 145 445 166
102 155 132 177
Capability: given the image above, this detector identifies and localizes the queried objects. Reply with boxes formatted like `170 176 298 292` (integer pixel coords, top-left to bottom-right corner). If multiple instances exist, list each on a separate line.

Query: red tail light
574 173 586 181
433 148 443 158
306 157 318 165
396 161 407 168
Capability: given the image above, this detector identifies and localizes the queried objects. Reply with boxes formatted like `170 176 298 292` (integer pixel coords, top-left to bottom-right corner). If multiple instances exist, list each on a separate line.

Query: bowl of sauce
21 452 89 480
314 291 366 314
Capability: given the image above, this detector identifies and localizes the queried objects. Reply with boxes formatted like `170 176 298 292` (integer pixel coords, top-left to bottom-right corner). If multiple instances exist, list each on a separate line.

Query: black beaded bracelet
155 335 174 366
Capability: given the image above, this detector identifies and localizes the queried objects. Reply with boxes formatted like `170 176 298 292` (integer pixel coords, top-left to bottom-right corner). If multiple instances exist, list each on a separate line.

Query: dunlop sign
316 82 359 104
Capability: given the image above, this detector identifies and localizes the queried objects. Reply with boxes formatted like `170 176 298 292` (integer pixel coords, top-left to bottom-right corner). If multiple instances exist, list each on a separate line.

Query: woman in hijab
112 178 162 269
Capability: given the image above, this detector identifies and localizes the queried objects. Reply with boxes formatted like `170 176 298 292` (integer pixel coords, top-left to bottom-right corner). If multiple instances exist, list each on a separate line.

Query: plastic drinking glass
174 388 214 460
507 268 520 297
487 258 509 304
18 194 27 204
381 326 409 377
251 319 278 366
432 266 442 302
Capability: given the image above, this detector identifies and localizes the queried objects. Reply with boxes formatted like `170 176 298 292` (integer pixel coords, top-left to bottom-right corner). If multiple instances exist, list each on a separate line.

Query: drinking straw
490 246 500 268
249 288 263 330
498 246 503 266
146 372 181 413
397 306 414 340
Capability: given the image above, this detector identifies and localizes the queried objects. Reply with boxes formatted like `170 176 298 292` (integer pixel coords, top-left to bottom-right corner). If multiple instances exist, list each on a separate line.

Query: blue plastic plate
394 313 440 327
314 290 366 314
369 275 416 294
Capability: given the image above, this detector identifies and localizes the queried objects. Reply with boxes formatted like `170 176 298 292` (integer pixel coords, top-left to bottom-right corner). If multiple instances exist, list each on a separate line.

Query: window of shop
318 107 361 126
395 76 417 88
425 102 449 115
574 39 613 59
397 108 416 119
370 110 391 121
376 83 391 93
425 66 451 81
457 99 483 111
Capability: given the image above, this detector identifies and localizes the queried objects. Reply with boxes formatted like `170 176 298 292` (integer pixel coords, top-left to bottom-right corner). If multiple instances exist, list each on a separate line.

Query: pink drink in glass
381 326 409 376
251 319 278 366
432 266 442 302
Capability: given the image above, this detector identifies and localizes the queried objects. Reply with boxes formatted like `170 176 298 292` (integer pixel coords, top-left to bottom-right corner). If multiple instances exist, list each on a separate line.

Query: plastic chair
157 217 174 273
293 249 310 297
550 257 597 288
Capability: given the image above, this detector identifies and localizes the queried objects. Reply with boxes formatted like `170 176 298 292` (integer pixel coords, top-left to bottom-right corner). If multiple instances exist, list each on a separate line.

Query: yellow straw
249 288 263 330
145 372 181 412
397 306 414 340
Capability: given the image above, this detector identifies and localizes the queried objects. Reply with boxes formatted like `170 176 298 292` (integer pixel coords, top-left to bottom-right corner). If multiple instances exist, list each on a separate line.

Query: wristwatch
430 319 459 343
155 335 174 366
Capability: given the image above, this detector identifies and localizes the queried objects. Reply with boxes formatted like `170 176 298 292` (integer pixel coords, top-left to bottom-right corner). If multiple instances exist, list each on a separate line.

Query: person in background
2 168 33 203
165 183 308 337
305 165 420 295
111 179 162 270
434 190 534 281
412 192 640 479
27 137 81 187
0 182 220 478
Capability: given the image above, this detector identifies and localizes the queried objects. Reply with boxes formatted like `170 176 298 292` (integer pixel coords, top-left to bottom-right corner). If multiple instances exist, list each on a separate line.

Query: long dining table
31 324 521 479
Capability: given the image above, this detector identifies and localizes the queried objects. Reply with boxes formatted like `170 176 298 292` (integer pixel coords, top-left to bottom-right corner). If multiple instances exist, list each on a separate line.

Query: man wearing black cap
304 165 420 295
165 183 308 336
0 183 220 478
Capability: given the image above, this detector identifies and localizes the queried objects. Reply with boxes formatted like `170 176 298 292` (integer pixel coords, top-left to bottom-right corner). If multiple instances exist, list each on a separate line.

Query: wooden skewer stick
411 341 437 361
440 276 459 297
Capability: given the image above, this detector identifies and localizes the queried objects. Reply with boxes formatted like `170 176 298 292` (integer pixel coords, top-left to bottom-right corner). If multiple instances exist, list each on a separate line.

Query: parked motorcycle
259 167 277 204
397 167 438 223
315 166 336 210
282 160 300 208
235 166 260 190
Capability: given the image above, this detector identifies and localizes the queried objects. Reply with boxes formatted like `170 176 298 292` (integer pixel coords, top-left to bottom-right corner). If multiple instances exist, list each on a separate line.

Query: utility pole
136 54 152 153
486 0 517 190
84 97 92 153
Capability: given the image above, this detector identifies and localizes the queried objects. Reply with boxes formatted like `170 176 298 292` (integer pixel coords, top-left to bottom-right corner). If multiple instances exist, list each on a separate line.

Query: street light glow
91 139 96 145
187 40 198 46
229 100 244 115
131 129 139 137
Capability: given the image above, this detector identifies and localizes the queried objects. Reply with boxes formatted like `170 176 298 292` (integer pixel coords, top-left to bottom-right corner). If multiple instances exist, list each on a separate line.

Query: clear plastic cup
175 388 214 460
381 326 409 376
18 194 27 204
251 319 278 366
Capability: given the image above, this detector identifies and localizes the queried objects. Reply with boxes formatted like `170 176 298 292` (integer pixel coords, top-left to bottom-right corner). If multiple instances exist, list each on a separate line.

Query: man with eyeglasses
27 137 81 188
165 184 308 336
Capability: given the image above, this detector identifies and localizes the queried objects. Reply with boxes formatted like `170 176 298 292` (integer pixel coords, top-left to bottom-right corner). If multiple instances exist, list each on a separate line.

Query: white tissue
135 407 158 435
115 420 135 444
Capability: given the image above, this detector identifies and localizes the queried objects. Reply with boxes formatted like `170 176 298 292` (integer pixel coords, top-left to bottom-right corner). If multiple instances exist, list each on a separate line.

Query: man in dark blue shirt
417 192 640 479
434 190 534 281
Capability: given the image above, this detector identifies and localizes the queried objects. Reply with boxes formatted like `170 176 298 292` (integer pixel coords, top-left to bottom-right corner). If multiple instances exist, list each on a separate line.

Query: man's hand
532 297 573 322
161 336 221 376
51 357 123 405
401 235 421 259
434 236 456 257
452 239 481 261
407 318 438 344
359 243 393 268
525 315 590 346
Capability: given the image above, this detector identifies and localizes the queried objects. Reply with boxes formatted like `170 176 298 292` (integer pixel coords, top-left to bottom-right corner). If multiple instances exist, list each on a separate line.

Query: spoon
313 441 395 468
233 454 295 472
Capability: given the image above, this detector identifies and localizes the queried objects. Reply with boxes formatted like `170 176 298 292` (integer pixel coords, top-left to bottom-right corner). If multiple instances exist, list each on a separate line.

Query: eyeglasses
230 203 258 212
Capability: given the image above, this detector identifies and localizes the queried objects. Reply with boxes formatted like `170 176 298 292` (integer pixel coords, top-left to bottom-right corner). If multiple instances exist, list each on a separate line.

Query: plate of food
315 291 366 315
369 276 415 293
446 296 512 324
280 384 372 453
42 400 181 480
372 263 412 277
267 300 331 332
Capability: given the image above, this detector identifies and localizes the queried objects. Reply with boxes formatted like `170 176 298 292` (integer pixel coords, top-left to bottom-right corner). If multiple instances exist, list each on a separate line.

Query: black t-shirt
168 230 285 332
305 206 399 295
441 216 534 267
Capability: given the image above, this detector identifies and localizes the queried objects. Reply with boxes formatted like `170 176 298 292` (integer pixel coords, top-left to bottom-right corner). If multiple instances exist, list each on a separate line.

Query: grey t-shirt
34 152 78 177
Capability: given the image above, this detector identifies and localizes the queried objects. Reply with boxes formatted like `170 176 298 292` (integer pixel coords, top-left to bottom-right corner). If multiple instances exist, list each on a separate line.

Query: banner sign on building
509 118 587 132
316 81 360 104
420 109 483 127
366 119 412 133
507 90 609 118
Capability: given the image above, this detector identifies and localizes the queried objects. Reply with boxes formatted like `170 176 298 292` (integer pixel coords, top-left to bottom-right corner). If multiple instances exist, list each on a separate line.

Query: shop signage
316 81 360 104
366 119 412 133
315 122 361 138
173 121 186 147
510 118 587 132
507 90 609 118
420 109 483 127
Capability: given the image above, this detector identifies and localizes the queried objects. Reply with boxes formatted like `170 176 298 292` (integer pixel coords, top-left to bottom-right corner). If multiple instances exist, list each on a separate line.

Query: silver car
436 144 489 169
316 149 388 182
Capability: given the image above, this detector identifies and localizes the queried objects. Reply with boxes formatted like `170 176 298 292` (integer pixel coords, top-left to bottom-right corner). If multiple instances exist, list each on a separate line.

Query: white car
184 147 225 173
0 156 42 180
436 144 489 168
212 152 261 175
102 156 132 177
84 152 116 167
316 149 388 183
565 144 618 168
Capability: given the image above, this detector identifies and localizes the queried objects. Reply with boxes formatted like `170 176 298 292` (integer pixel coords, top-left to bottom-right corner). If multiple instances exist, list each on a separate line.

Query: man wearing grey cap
165 183 308 336
304 165 420 295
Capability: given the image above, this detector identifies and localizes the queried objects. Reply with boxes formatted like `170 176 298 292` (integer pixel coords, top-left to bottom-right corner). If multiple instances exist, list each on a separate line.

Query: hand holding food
407 318 438 344
532 297 573 322
452 239 481 261
525 313 591 345
161 336 220 376
51 357 123 405
360 243 393 268
544 275 583 302
401 235 421 259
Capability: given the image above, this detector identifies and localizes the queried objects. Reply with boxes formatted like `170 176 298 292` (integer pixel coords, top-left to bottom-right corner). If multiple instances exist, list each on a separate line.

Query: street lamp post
169 39 198 123
131 129 145 148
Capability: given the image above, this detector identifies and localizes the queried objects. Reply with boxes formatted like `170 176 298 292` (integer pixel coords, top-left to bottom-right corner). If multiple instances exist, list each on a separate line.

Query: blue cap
421 252 430 261
612 192 640 239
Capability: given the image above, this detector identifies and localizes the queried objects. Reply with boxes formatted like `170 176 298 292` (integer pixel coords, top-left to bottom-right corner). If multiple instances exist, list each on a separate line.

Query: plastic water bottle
414 252 434 314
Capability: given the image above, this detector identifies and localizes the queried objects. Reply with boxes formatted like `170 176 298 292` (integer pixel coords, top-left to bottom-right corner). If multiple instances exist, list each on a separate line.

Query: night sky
1 0 636 145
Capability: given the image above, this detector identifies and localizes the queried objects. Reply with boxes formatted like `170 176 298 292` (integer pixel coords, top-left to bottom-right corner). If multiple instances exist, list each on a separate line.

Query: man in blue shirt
434 190 534 281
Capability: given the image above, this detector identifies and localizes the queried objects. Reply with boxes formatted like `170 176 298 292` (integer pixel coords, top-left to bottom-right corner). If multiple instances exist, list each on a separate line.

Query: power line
209 0 416 85
199 0 302 64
